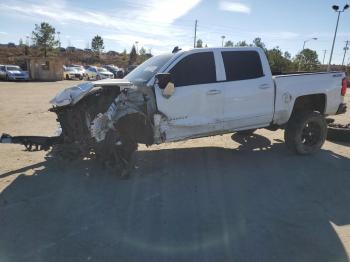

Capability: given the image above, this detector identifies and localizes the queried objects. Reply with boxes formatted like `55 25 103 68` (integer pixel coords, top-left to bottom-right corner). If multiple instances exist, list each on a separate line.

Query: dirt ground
0 81 350 262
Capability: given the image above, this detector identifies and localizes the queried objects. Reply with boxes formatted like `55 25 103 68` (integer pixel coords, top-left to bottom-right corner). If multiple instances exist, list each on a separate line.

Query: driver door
155 51 225 141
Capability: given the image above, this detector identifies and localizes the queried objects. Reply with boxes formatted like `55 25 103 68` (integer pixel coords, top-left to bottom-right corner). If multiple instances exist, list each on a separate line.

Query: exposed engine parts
0 81 156 177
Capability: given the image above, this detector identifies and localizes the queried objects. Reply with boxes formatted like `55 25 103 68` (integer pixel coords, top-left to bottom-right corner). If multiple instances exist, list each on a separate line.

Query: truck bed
272 71 345 125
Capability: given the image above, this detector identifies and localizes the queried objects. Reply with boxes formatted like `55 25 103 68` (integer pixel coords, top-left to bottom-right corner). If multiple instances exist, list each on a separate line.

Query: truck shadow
1 137 350 261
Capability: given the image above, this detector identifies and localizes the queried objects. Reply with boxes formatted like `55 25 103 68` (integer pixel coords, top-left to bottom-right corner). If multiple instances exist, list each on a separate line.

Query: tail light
341 78 348 96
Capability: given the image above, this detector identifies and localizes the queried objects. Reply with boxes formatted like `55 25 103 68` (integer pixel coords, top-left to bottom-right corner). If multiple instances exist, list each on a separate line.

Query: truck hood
50 79 134 107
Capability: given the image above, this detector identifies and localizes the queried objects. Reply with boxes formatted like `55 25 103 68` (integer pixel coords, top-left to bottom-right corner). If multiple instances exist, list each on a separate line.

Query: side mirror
155 73 172 90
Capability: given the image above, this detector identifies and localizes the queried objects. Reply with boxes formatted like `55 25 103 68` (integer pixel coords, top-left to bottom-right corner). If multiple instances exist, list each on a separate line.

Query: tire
327 124 350 143
65 74 69 80
236 129 257 136
87 76 90 81
284 111 327 155
96 75 101 80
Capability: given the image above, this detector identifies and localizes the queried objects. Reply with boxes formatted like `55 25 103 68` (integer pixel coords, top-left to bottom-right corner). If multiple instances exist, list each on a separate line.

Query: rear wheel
65 74 69 80
284 111 327 155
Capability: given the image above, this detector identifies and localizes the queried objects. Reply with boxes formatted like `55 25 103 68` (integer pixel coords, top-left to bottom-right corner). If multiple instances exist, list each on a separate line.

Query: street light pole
298 38 317 71
322 50 327 64
327 4 349 71
135 41 139 54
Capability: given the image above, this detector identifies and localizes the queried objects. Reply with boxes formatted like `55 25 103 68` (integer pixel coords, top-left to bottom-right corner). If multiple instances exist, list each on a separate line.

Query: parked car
0 65 29 81
0 65 6 80
85 66 114 80
103 65 124 78
70 65 86 78
63 67 84 80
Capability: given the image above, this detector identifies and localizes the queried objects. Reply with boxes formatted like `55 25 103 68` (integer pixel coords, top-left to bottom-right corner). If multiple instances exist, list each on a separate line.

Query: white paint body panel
150 47 345 143
273 72 345 125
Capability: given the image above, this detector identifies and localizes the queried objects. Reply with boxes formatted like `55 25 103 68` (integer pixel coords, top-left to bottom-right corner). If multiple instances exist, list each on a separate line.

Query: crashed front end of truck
0 79 156 176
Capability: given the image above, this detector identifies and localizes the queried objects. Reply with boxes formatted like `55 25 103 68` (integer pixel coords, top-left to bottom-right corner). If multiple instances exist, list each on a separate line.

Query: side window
170 52 216 87
221 51 264 81
0 66 4 71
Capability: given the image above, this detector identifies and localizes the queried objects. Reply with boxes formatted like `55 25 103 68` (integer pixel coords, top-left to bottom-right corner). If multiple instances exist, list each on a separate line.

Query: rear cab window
169 52 216 87
221 51 264 81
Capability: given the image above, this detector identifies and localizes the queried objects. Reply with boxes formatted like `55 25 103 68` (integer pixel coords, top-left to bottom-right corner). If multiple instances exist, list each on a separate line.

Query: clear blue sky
0 0 350 64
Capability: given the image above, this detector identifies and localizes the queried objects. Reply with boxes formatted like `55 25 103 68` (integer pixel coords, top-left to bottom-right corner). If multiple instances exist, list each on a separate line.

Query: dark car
103 65 124 79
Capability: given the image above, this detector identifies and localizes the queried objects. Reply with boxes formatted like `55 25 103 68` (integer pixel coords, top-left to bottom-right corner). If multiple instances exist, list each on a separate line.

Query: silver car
1 65 29 81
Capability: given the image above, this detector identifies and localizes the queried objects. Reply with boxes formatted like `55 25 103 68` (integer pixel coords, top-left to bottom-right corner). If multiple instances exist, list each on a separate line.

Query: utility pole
57 31 61 48
193 20 197 48
342 40 349 66
322 50 327 64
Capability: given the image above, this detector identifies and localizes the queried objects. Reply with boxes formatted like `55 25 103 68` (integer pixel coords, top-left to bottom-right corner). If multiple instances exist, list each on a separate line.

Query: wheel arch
291 93 326 117
115 112 154 146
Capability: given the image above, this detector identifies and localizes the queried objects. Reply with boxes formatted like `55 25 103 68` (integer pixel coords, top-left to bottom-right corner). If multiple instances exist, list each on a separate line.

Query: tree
224 40 234 47
235 40 249 47
129 45 137 65
196 39 203 48
267 47 293 73
31 22 59 57
91 35 104 54
252 37 266 52
138 47 150 63
284 51 291 60
294 48 320 71
139 47 146 55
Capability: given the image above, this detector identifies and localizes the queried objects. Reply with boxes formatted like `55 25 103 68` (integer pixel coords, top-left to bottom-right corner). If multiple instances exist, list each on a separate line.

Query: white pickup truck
1 47 348 174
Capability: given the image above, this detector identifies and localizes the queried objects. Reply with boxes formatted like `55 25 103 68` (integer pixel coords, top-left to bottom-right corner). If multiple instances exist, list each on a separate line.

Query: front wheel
284 111 327 155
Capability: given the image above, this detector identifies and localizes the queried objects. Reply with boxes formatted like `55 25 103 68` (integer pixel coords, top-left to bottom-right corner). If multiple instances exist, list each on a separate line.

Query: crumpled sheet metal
90 88 148 142
50 82 95 107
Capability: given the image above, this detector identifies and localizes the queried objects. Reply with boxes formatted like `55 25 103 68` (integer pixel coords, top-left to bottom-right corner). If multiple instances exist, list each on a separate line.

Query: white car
86 66 114 80
1 65 29 81
70 66 86 78
63 67 84 80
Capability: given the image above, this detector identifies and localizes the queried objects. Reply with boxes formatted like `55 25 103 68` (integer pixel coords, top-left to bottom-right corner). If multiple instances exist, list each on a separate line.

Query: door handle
259 83 271 89
207 90 221 95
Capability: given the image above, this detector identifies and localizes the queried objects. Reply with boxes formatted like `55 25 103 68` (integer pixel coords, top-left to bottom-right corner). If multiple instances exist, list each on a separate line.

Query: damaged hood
50 79 134 107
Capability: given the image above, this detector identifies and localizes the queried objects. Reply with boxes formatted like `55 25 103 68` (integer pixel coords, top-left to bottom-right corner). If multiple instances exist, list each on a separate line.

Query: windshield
98 68 108 73
6 66 20 71
125 53 174 84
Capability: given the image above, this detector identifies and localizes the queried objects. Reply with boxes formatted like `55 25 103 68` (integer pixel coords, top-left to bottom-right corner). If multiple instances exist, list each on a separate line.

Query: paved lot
0 81 350 262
